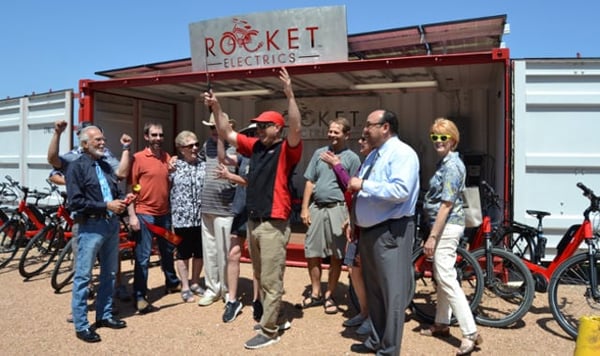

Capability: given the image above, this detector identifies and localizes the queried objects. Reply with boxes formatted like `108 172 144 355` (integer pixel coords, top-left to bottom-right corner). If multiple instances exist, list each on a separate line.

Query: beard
88 146 104 159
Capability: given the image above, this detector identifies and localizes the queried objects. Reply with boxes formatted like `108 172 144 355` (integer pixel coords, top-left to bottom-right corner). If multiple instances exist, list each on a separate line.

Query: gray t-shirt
304 146 360 203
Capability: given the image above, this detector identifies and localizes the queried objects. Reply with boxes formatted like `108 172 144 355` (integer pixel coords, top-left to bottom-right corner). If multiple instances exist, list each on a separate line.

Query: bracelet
122 144 131 151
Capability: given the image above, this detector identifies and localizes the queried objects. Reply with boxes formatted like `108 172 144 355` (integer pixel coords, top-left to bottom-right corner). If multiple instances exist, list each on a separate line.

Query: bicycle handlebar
577 182 597 200
576 182 600 218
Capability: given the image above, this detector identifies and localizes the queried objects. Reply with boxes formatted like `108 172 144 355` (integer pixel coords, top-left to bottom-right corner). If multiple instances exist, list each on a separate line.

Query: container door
512 59 600 257
0 90 73 198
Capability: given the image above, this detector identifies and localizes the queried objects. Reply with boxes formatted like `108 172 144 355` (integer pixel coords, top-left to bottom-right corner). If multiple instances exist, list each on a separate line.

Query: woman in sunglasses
420 118 483 355
169 130 206 302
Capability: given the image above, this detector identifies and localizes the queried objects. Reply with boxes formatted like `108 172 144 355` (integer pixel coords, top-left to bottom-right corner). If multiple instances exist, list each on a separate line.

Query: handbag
463 186 482 228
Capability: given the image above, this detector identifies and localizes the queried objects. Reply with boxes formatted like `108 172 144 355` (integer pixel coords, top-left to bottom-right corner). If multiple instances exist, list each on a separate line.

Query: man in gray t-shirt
300 118 360 314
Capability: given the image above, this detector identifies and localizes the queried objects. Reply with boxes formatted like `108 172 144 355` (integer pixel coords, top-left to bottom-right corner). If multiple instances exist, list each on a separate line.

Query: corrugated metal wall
512 59 600 254
0 90 72 193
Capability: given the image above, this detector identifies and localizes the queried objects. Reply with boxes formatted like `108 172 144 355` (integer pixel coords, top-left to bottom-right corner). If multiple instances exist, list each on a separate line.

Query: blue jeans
133 214 180 300
72 216 119 332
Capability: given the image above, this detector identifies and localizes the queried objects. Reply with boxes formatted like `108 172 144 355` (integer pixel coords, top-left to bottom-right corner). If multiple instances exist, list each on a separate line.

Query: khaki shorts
304 202 348 259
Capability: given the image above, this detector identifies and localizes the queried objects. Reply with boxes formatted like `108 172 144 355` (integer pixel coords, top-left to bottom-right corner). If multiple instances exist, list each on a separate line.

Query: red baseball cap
251 111 285 127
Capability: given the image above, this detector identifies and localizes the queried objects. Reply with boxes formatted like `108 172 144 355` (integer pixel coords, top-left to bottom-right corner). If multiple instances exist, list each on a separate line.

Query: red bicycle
464 181 535 327
0 176 52 268
18 180 74 279
496 182 600 338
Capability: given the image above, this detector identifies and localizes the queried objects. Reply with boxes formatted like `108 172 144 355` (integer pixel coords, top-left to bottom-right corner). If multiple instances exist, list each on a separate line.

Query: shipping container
2 9 599 257
0 90 73 205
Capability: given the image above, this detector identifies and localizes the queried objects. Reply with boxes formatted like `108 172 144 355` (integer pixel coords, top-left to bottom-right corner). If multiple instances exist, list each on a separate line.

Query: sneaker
343 313 367 327
222 300 243 323
253 321 291 332
356 318 372 335
136 298 159 314
197 293 219 307
244 333 280 350
252 299 263 322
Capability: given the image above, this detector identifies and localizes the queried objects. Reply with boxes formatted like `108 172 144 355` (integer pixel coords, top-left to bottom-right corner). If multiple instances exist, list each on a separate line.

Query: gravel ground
0 249 577 355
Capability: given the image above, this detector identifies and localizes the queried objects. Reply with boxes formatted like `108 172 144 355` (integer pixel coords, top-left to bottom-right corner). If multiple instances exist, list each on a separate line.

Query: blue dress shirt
355 136 420 228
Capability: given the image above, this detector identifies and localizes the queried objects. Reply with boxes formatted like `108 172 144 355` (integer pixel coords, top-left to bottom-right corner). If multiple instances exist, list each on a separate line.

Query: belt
314 201 345 209
249 217 273 223
361 216 414 231
76 213 111 221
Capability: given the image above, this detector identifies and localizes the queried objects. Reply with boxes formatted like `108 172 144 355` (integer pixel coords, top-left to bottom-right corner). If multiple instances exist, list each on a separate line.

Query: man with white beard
66 125 129 342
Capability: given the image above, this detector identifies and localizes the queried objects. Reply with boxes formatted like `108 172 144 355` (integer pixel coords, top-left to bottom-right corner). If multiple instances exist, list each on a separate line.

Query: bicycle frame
523 219 592 284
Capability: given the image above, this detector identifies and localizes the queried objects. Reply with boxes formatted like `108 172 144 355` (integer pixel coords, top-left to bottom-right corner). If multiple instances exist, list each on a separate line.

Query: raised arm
114 133 133 180
47 120 68 168
204 92 238 148
280 67 301 147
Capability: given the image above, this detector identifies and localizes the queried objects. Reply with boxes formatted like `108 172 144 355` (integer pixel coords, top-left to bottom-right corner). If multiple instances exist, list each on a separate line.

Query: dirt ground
0 240 577 356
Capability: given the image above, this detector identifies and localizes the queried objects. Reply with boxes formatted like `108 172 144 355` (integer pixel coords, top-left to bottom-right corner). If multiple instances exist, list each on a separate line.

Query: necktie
95 162 114 215
351 149 379 228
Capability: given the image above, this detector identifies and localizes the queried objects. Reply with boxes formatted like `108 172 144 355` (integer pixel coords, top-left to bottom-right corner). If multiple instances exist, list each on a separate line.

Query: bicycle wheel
0 220 25 268
51 238 75 292
496 226 536 262
410 246 484 324
470 247 535 327
548 253 600 339
18 224 63 279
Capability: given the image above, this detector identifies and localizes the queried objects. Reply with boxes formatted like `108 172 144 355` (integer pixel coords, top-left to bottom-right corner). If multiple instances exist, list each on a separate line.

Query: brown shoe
456 332 482 355
419 323 450 337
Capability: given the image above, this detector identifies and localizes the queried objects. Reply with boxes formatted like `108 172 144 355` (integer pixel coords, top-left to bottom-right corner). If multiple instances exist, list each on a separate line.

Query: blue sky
1 0 598 99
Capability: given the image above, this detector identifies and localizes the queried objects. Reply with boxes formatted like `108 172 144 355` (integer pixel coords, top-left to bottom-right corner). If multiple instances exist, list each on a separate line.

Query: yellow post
574 316 600 356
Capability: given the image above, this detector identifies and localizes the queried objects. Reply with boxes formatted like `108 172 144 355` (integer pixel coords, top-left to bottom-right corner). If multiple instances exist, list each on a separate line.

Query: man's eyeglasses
182 142 199 149
256 122 275 130
150 133 165 138
430 134 452 142
365 121 384 129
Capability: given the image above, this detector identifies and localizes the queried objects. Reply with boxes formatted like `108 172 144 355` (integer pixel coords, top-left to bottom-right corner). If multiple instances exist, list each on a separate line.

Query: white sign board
189 6 348 72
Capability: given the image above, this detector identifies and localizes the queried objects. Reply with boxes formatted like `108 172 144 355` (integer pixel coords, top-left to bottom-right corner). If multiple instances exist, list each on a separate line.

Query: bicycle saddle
526 210 551 219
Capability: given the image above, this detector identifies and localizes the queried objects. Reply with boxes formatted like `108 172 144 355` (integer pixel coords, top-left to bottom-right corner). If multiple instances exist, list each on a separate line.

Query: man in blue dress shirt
347 110 420 355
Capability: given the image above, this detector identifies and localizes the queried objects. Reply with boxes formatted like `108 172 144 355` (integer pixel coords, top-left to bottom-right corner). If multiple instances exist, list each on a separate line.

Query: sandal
190 284 205 296
302 295 324 309
181 290 195 303
324 297 338 314
419 323 450 337
456 332 482 355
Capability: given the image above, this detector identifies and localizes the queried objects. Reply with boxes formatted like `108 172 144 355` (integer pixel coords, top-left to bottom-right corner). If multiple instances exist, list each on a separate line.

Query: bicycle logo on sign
220 18 264 54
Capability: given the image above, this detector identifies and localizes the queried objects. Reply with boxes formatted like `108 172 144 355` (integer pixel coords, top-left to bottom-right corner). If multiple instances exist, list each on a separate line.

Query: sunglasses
256 122 275 129
150 133 165 138
430 134 452 142
182 142 199 149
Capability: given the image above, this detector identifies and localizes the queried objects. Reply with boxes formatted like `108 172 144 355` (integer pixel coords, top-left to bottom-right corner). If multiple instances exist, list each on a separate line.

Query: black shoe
76 328 101 343
165 283 181 294
95 317 127 329
350 343 375 354
252 299 263 322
